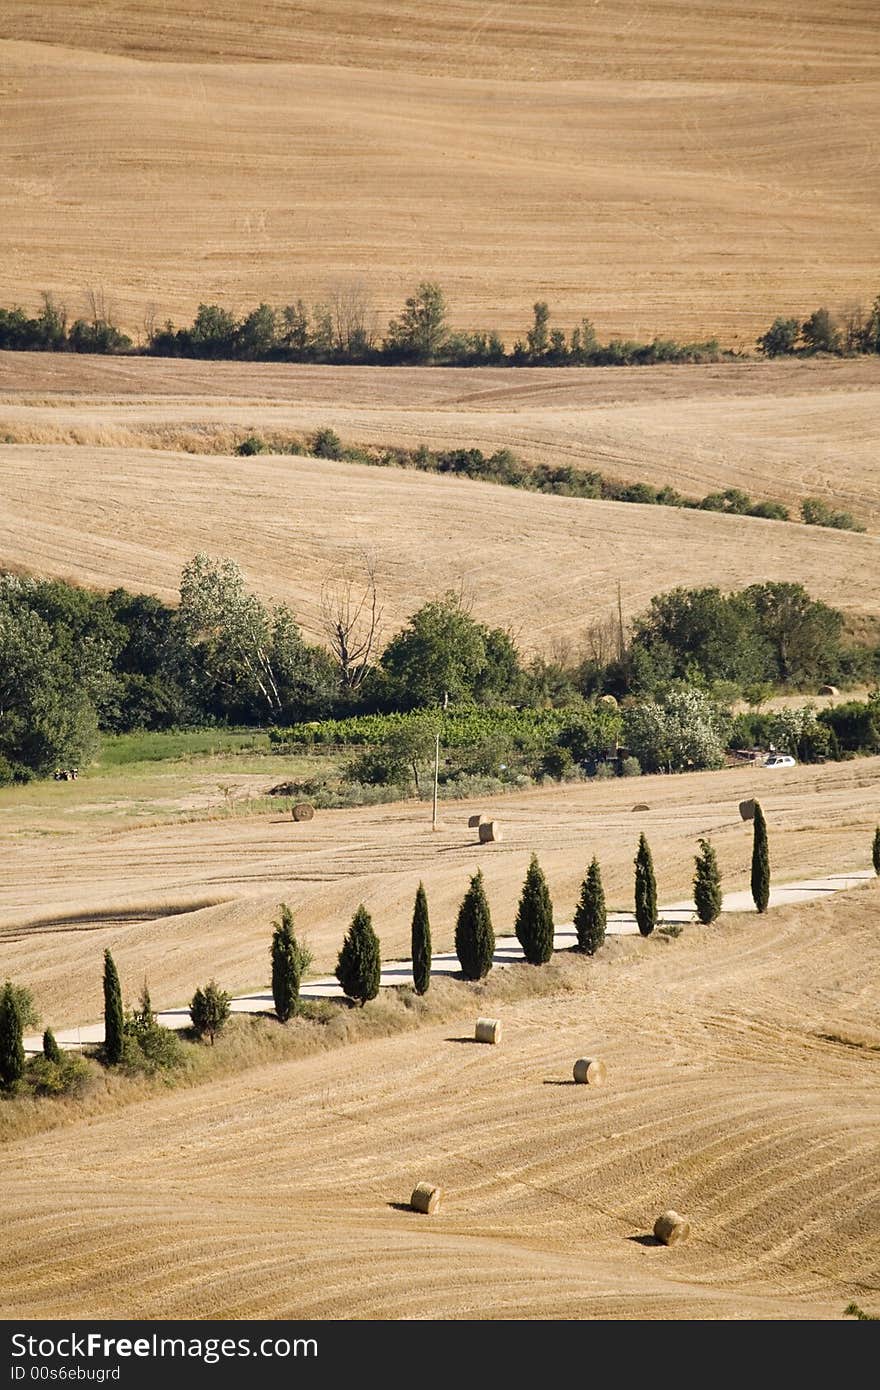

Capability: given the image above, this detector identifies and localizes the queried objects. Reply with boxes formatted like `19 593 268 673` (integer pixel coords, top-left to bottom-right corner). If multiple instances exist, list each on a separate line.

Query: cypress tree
693 837 723 924
102 949 124 1064
573 856 606 954
271 902 301 1022
411 883 432 996
0 981 25 1088
515 854 555 965
634 833 657 936
335 904 381 1005
873 826 880 876
42 1027 62 1063
751 801 770 913
455 870 495 980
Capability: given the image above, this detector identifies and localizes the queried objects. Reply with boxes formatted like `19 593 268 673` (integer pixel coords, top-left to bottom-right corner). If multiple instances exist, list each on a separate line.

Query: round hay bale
478 820 502 843
475 1017 502 1045
291 802 315 822
738 798 756 822
818 684 839 697
631 803 650 812
410 1181 442 1215
572 1057 606 1086
598 694 619 709
653 1210 691 1246
467 813 485 828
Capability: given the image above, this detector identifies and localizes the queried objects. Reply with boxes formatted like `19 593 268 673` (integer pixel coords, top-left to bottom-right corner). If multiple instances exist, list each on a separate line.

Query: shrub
235 435 268 456
757 317 799 356
514 854 555 965
621 756 642 777
751 802 770 913
573 857 606 955
693 838 722 924
336 905 381 1005
311 427 344 460
123 982 184 1073
26 1052 89 1097
634 834 657 936
411 883 431 996
42 1028 61 1063
190 980 231 1043
801 497 865 532
455 870 495 980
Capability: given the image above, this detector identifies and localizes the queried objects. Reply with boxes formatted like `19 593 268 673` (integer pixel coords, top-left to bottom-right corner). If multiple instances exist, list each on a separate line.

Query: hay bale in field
467 813 485 828
631 803 650 812
818 684 839 696
653 1210 691 1246
475 1017 502 1045
478 820 502 843
410 1181 442 1215
291 802 315 822
598 694 619 708
572 1057 606 1086
739 798 756 821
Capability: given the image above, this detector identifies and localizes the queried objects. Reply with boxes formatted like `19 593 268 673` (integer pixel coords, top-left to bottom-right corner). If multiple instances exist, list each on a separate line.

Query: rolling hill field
1 1 879 343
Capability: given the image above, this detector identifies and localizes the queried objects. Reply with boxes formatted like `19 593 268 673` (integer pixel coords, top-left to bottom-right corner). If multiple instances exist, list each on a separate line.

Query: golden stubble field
0 884 877 1320
2 1 879 343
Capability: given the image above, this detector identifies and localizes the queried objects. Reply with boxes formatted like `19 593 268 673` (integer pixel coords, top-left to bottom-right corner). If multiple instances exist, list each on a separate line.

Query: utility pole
432 691 448 831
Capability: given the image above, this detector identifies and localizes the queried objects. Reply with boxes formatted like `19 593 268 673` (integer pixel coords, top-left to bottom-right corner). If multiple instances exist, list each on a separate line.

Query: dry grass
1 3 878 344
0 886 877 1319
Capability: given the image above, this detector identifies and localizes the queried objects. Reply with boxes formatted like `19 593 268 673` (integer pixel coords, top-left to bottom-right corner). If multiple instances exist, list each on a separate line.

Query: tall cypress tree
751 802 770 913
0 981 25 1088
693 838 723 924
102 949 124 1064
42 1027 62 1063
574 856 606 955
872 826 880 876
634 833 657 937
515 854 555 965
336 905 381 1005
271 902 301 1022
455 870 495 980
411 883 432 996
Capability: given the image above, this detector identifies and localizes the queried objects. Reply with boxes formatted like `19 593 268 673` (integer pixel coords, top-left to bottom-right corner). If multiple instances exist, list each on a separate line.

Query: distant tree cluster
757 298 880 358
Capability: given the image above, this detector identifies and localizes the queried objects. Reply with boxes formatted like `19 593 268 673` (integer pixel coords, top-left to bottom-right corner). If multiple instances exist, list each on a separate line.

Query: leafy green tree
102 949 124 1065
801 308 840 355
189 980 231 1043
336 905 381 1005
515 854 555 965
42 1027 62 1063
757 317 799 356
0 982 25 1088
379 591 521 709
743 582 843 686
455 870 495 980
750 802 770 913
693 838 722 924
271 903 302 1022
411 883 432 995
573 856 606 954
872 826 880 876
526 302 550 358
385 282 448 361
189 303 238 358
623 689 730 773
235 303 278 359
634 834 657 936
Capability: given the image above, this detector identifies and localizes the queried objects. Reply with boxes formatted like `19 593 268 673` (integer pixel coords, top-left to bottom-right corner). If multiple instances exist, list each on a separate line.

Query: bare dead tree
327 280 378 355
583 612 624 668
320 551 384 692
143 302 158 346
83 287 116 327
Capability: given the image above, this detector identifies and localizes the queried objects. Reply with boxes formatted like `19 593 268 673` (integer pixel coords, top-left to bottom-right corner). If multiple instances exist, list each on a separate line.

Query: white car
763 753 796 769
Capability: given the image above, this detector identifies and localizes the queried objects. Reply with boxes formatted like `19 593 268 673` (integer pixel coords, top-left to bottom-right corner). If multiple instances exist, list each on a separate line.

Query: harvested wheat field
2 1 879 343
1 884 878 1319
0 440 877 649
3 354 880 531
2 755 878 1031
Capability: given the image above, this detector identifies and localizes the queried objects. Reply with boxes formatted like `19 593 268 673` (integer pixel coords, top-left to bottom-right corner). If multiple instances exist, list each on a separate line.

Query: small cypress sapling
42 1027 62 1064
574 856 606 954
751 801 770 913
634 833 658 936
455 870 495 980
515 854 555 965
335 905 381 1005
0 981 25 1088
411 882 432 995
189 980 231 1044
873 826 880 876
271 902 301 1022
693 838 722 924
102 949 124 1065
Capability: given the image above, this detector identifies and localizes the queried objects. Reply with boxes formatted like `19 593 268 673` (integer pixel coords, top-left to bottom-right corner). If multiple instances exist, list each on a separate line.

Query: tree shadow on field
626 1234 661 1247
